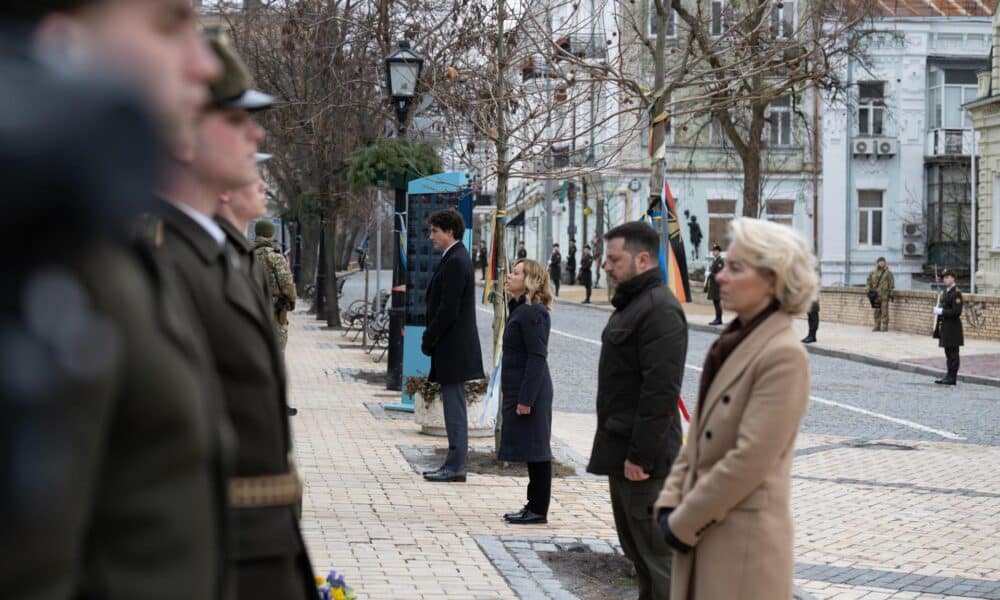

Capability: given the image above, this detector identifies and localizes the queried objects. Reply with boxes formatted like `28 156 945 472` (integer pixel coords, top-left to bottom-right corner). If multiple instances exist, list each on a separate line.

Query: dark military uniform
706 254 724 324
934 284 964 384
1 42 229 600
579 253 594 303
217 216 270 302
549 249 562 296
566 243 577 284
154 199 315 599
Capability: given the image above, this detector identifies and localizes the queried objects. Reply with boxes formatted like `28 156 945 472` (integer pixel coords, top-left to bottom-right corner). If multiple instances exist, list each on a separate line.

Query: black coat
706 255 724 300
155 200 313 583
936 286 964 348
578 255 594 285
422 243 485 384
499 298 554 463
587 268 687 478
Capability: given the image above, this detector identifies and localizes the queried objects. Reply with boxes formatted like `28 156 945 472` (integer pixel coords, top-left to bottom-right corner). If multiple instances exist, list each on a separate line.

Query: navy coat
422 243 485 384
498 298 554 463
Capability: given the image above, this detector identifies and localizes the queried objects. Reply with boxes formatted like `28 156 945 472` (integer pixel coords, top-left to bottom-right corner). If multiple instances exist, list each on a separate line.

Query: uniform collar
170 200 226 247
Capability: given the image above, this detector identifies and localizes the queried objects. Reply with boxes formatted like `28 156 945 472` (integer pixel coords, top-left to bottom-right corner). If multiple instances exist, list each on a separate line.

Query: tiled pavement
288 312 1000 599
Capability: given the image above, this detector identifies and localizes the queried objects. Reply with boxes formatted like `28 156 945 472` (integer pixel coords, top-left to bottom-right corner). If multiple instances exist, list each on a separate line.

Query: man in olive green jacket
254 220 297 351
866 257 894 332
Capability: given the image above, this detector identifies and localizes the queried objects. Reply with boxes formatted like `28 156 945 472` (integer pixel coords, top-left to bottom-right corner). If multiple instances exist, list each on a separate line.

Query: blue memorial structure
383 172 473 412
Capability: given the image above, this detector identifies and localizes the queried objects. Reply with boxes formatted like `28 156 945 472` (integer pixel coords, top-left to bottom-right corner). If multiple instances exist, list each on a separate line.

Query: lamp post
384 40 424 391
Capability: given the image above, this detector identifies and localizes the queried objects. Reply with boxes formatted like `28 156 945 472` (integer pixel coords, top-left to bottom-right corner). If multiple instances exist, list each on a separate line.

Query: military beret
254 220 275 238
941 269 956 279
205 31 275 112
712 244 722 251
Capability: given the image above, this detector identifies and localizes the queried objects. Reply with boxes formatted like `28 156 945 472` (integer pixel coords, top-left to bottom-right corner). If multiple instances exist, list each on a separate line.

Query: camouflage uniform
254 235 296 350
866 263 894 331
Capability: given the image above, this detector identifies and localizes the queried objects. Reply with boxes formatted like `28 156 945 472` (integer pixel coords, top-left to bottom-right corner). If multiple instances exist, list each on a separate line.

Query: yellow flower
333 589 346 600
315 576 326 586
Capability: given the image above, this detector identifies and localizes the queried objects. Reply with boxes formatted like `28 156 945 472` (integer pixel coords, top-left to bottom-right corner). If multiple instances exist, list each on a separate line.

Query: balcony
554 35 607 61
926 129 979 157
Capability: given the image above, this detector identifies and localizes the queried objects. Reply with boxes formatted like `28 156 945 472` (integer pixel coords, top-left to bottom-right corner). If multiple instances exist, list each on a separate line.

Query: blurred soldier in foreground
153 34 317 600
1 1 232 599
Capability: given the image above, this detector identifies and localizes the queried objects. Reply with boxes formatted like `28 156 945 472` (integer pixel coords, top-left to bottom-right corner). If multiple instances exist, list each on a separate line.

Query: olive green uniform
866 266 894 331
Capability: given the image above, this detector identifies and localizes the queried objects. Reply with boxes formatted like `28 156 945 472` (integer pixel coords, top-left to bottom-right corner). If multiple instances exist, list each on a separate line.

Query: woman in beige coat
655 218 818 600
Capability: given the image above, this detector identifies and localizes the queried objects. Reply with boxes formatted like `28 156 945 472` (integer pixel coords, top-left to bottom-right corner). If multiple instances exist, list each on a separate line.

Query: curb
556 298 1000 389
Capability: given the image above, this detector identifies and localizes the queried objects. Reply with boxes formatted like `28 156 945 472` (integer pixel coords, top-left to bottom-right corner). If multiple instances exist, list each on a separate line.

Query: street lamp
384 40 424 392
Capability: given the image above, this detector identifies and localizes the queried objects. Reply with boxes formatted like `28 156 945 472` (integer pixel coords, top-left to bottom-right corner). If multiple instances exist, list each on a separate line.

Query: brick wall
687 280 1000 340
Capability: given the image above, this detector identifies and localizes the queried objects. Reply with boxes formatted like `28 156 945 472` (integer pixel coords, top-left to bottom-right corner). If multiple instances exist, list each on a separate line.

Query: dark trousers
568 266 576 284
712 298 722 322
609 477 671 600
550 272 560 296
945 346 960 377
807 302 820 337
480 265 486 281
527 461 552 516
235 552 315 600
441 382 468 473
583 281 592 302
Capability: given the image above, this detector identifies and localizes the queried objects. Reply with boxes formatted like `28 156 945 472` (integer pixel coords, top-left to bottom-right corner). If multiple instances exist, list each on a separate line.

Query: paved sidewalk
553 284 1000 387
288 310 1000 600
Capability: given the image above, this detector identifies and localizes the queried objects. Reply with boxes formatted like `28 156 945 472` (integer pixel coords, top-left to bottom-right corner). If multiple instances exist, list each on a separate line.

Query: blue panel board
407 171 469 195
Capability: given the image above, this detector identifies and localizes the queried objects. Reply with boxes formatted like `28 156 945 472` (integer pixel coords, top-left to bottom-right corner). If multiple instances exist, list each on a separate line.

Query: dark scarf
697 300 781 406
610 267 663 310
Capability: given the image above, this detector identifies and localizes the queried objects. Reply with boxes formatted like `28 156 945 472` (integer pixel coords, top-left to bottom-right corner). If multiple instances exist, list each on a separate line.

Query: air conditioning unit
902 222 924 238
903 240 925 257
853 139 873 156
876 138 898 157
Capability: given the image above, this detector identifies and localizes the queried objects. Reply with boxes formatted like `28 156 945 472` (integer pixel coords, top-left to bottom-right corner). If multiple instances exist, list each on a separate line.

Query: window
765 199 794 227
711 1 732 36
928 68 978 130
709 111 733 146
858 190 884 246
770 0 795 38
766 95 792 146
708 199 737 248
858 82 885 136
650 5 676 37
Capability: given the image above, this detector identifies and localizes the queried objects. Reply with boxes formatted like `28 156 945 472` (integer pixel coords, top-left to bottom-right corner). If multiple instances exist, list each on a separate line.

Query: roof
874 0 994 16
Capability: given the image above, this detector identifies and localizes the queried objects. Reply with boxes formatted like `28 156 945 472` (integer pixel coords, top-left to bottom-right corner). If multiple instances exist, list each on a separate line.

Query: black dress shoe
422 467 444 476
423 470 467 482
935 377 957 385
801 336 816 344
286 406 298 416
708 319 723 326
503 506 529 521
505 509 547 524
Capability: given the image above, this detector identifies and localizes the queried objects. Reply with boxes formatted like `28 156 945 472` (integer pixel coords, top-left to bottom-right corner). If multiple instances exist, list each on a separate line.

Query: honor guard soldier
153 33 317 599
933 270 964 385
578 245 594 303
706 244 724 325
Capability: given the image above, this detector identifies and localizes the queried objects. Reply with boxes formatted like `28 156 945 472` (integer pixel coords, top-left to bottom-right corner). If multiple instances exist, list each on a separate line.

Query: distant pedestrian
476 242 489 282
421 208 485 483
933 270 964 385
706 244 724 325
866 257 894 332
566 239 577 284
499 259 555 525
688 215 703 259
802 300 820 343
516 240 527 260
578 245 594 303
587 221 687 600
254 220 297 351
548 243 562 297
655 218 817 600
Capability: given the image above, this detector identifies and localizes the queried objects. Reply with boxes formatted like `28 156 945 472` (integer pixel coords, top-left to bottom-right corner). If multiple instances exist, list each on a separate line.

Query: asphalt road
338 273 1000 446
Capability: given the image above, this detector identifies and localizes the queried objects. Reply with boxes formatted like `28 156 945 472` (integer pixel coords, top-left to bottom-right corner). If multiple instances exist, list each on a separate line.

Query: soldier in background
218 150 274 298
549 243 562 297
933 270 964 385
866 257 894 332
516 240 528 260
153 34 316 600
255 219 297 351
706 244 724 326
802 300 820 344
1 1 231 599
578 245 594 304
566 238 577 284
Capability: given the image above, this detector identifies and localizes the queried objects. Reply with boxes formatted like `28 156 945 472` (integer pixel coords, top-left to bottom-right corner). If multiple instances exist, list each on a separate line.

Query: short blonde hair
513 259 554 310
727 218 818 315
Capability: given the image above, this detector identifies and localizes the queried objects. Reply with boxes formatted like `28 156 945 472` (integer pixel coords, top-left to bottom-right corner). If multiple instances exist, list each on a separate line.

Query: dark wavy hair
426 208 465 240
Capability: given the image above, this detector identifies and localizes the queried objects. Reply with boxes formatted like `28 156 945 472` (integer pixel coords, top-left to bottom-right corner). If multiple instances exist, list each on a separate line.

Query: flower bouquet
316 570 357 600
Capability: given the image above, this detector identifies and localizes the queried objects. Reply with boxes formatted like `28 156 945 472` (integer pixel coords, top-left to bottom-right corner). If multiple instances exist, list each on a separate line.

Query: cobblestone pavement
293 279 1000 599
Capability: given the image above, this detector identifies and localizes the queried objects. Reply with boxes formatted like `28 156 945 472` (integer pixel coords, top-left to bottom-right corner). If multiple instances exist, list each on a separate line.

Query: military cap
941 269 956 279
712 243 722 251
255 220 276 238
205 32 274 112
254 152 273 163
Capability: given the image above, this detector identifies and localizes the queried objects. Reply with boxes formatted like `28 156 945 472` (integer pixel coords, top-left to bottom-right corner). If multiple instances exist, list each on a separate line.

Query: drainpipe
971 113 977 294
844 55 854 286
812 89 821 258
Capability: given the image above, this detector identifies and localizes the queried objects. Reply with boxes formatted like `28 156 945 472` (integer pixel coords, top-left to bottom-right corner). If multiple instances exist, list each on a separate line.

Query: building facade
820 10 992 288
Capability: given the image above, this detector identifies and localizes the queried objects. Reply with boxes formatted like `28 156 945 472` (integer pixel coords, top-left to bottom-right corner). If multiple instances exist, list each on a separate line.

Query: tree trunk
741 108 767 218
325 214 342 327
493 0 510 457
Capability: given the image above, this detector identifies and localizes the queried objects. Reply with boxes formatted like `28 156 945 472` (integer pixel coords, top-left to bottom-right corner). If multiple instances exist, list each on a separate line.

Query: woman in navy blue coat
499 259 555 525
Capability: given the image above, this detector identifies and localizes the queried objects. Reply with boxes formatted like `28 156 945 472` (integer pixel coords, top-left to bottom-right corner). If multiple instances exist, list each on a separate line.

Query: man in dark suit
1 2 235 599
154 35 316 600
421 208 485 483
933 270 964 385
